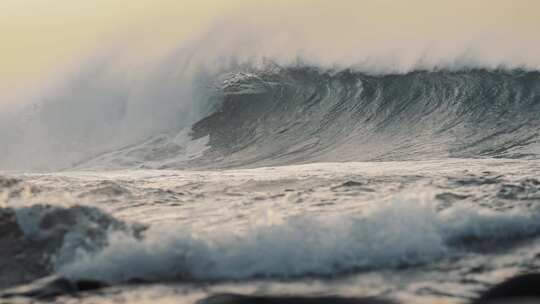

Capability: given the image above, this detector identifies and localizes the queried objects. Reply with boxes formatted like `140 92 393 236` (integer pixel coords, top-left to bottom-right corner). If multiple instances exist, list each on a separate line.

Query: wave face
171 67 540 168
6 66 540 170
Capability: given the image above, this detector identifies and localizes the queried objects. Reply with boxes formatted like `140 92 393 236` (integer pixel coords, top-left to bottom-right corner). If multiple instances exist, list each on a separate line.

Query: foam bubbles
57 195 540 283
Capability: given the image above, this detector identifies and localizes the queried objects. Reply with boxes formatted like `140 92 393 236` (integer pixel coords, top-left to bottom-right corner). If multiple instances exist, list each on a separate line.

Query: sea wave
3 64 540 170
76 66 540 169
55 195 540 283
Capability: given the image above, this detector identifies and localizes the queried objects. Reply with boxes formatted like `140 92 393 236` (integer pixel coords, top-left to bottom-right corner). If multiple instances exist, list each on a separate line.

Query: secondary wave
5 195 539 285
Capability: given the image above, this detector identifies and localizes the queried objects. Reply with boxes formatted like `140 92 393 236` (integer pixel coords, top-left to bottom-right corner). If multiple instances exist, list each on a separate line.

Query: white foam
57 195 540 283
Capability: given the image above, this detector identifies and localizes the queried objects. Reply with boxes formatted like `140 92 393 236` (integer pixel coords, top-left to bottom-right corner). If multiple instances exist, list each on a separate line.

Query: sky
1 0 540 93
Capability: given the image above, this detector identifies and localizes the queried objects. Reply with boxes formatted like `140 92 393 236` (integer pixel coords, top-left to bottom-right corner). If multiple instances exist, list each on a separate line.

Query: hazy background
2 0 540 91
1 0 539 170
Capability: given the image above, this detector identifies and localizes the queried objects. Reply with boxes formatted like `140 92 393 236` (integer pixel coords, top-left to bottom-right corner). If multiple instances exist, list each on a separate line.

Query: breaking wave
4 196 538 285
2 63 540 170
76 66 540 170
193 67 540 166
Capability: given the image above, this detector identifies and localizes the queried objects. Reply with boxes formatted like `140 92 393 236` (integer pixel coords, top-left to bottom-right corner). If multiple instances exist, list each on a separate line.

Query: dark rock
1 277 76 299
472 273 540 303
198 293 394 304
1 277 110 300
75 280 110 292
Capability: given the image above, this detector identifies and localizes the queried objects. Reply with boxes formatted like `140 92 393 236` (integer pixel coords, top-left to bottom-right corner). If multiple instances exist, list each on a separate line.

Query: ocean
1 66 540 303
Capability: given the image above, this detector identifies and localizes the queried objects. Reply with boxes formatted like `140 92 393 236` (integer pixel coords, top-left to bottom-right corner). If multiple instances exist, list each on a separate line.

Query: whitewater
1 54 540 304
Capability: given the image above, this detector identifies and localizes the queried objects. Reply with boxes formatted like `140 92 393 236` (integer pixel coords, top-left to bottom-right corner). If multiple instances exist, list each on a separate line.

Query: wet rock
472 273 540 303
74 279 110 292
198 293 395 304
0 276 109 299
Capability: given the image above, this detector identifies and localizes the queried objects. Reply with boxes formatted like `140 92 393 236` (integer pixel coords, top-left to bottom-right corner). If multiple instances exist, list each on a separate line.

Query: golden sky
1 0 539 87
0 0 229 82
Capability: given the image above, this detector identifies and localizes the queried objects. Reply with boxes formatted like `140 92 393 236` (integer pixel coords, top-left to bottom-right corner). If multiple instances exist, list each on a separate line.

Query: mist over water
1 4 540 170
0 47 220 170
